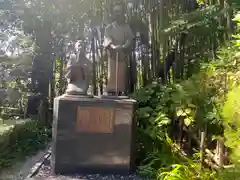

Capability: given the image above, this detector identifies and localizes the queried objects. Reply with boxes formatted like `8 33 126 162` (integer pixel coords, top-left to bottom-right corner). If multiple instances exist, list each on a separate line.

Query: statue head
112 4 125 24
75 39 85 52
75 38 86 60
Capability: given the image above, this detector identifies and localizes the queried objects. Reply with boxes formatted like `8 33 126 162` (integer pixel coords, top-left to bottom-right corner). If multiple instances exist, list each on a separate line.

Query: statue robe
103 21 134 93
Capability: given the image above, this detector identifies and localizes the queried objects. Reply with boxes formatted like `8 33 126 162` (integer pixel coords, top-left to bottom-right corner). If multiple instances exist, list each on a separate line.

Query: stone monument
103 4 134 97
65 39 92 96
51 36 137 175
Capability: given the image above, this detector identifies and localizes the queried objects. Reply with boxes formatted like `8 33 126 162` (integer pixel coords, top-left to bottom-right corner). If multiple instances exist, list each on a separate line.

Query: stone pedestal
51 95 137 175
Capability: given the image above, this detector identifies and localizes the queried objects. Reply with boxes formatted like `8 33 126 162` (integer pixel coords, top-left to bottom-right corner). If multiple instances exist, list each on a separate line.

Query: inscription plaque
77 107 115 133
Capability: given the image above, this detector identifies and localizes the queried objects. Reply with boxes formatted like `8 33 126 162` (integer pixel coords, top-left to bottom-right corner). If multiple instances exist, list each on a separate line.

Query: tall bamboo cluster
54 0 232 96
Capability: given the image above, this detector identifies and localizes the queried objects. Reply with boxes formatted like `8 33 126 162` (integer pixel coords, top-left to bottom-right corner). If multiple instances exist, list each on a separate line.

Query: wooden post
91 34 97 95
216 138 224 168
200 126 207 169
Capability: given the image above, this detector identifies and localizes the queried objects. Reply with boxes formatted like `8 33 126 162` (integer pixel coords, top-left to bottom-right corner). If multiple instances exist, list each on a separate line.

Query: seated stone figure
65 40 92 96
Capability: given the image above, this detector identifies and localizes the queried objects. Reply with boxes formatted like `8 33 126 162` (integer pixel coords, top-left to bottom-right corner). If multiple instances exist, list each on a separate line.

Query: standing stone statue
65 39 92 96
103 4 134 96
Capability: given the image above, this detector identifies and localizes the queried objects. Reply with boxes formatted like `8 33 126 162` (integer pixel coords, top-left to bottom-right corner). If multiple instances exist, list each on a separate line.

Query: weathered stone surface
51 95 137 175
76 107 115 133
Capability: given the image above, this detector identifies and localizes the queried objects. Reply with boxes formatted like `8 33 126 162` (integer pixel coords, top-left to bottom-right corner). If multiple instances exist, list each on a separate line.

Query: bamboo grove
49 0 233 98
0 0 237 177
0 0 233 120
0 0 233 99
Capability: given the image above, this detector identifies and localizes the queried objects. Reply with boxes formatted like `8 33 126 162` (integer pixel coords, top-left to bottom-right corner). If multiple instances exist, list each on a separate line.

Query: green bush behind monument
0 119 51 169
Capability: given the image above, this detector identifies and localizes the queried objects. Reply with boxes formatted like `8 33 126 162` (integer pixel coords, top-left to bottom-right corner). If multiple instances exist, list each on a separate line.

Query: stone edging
26 148 51 179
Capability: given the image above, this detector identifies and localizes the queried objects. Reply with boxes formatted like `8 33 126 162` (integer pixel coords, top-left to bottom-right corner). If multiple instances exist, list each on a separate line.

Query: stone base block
51 95 137 175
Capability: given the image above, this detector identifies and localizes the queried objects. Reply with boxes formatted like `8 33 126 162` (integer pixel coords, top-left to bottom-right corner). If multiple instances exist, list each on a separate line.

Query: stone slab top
55 94 137 104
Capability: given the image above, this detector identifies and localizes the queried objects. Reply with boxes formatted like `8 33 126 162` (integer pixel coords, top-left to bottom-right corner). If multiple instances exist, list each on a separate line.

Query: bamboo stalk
216 138 224 168
200 130 206 169
204 159 220 170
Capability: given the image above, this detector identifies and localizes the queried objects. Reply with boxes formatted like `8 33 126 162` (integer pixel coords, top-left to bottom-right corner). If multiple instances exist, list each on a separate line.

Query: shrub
0 119 51 169
133 10 240 179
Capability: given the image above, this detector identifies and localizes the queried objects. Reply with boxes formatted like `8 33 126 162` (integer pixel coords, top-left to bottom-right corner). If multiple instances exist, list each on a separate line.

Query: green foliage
0 119 51 169
134 79 221 179
134 10 240 180
222 86 240 161
232 0 240 9
219 10 240 165
218 164 240 180
133 35 240 177
158 163 217 180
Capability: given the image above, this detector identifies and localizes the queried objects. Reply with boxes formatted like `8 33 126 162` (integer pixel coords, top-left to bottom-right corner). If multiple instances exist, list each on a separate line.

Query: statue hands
111 44 124 51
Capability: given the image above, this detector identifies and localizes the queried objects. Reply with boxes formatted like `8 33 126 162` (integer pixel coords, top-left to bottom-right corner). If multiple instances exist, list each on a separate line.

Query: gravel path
0 147 150 180
29 156 150 180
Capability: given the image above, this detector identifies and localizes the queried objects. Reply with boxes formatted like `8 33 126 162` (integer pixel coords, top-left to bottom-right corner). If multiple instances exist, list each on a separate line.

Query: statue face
75 40 86 54
113 5 124 23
